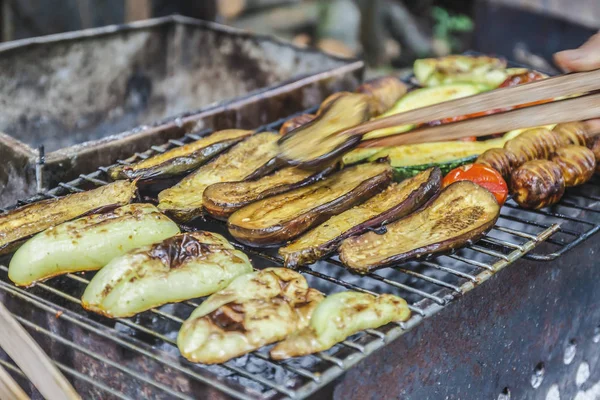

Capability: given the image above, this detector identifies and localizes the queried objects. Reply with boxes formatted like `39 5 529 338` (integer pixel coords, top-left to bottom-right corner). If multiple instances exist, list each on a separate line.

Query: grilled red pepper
442 163 508 205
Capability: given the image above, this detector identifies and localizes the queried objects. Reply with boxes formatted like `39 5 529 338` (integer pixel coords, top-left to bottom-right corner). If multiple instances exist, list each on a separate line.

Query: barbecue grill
1 103 600 399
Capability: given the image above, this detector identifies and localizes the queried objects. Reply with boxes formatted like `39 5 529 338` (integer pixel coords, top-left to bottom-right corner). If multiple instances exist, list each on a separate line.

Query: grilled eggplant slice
279 114 316 135
177 268 324 364
280 168 441 267
356 76 408 116
270 291 410 360
82 232 252 318
158 132 281 222
278 93 371 168
340 181 500 274
510 160 565 209
203 164 337 220
0 180 136 255
550 145 595 187
8 204 180 287
228 162 393 247
108 130 252 181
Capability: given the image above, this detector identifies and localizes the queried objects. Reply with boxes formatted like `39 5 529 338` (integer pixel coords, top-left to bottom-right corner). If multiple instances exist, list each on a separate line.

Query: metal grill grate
1 108 600 399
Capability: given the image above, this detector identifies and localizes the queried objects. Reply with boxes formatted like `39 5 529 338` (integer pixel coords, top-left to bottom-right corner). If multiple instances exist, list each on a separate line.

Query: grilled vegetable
443 164 508 205
499 70 546 88
339 181 500 274
504 128 562 166
279 168 441 267
550 145 595 187
271 291 410 359
280 114 316 135
510 160 565 209
413 55 507 87
590 136 600 174
177 268 324 364
317 91 353 114
81 232 252 318
363 83 484 140
356 76 408 116
0 180 136 255
553 122 591 147
158 132 280 222
203 164 337 220
359 131 519 180
475 148 517 180
278 93 371 168
108 130 252 181
8 204 180 287
228 162 393 247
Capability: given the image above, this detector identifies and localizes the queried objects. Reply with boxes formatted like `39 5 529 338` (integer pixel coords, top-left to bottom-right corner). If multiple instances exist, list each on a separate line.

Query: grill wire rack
1 107 600 399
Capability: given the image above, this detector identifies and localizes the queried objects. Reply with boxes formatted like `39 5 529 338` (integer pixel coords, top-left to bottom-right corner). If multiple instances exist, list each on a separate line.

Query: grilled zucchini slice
339 181 500 274
157 132 280 222
363 83 484 140
82 231 252 318
413 55 507 87
8 204 180 287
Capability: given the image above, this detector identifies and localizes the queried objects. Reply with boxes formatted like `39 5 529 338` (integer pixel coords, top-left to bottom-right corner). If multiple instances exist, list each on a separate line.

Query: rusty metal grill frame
1 107 600 399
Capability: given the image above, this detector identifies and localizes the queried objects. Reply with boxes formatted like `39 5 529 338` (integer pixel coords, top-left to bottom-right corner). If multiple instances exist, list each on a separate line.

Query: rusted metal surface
0 15 363 207
328 236 600 400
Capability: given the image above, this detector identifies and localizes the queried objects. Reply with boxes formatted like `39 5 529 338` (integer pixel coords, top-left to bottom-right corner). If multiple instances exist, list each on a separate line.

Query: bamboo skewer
0 302 80 400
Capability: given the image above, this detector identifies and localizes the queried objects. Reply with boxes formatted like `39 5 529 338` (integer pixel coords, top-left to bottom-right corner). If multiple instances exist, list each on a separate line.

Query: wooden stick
360 92 600 148
0 302 80 400
0 362 28 400
339 69 600 138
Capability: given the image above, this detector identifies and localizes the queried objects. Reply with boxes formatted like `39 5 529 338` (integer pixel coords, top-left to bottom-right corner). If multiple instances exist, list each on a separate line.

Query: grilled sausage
510 160 565 209
356 76 408 116
504 128 561 166
590 136 600 174
553 122 590 147
279 114 316 135
476 148 518 180
550 145 595 187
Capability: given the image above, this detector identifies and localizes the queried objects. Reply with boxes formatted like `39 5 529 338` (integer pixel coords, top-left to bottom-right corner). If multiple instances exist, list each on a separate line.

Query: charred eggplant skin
339 180 500 274
203 164 337 220
228 163 393 247
279 114 316 135
510 160 565 209
280 167 441 267
81 231 252 318
550 145 595 187
0 180 137 255
8 204 180 287
356 76 408 116
157 132 281 222
278 93 371 169
108 130 252 181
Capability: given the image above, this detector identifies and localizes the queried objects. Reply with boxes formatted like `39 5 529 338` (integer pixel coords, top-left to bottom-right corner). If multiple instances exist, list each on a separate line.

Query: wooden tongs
284 69 600 167
0 302 80 399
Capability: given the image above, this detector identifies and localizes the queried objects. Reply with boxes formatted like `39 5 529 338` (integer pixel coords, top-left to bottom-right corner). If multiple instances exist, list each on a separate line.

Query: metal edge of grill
1 105 600 399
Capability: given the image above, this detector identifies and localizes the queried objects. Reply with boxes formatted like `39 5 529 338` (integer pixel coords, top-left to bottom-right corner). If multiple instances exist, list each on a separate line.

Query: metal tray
0 15 363 207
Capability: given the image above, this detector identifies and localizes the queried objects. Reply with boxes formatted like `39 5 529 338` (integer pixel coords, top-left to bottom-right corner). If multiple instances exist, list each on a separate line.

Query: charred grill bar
1 105 600 399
